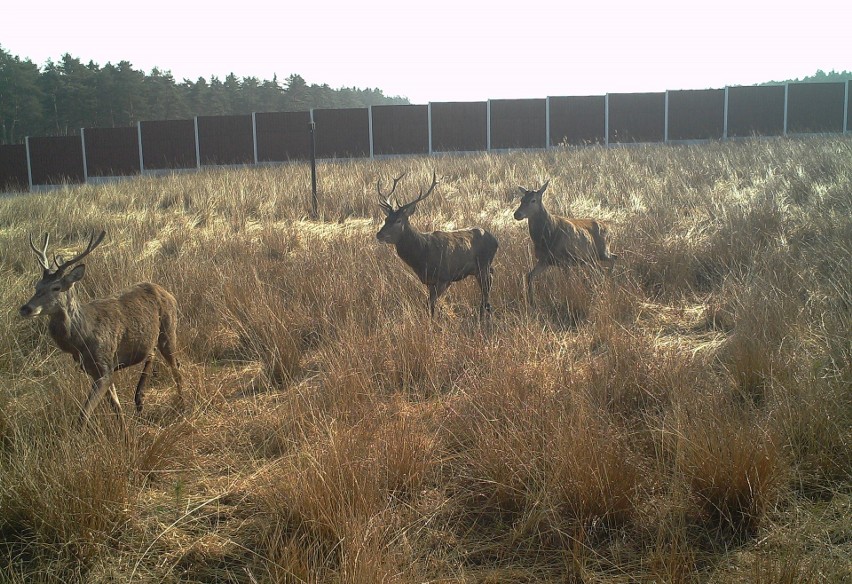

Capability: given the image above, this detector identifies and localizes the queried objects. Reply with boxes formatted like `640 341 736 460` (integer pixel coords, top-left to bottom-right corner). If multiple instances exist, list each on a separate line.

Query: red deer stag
19 231 184 434
377 171 499 318
514 180 617 305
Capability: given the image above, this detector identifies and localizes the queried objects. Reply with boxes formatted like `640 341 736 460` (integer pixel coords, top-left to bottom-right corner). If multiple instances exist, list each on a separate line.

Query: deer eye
51 284 62 292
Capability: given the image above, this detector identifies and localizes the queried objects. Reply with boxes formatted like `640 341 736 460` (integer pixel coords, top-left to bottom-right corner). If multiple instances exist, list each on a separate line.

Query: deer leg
428 282 450 318
477 268 494 319
526 261 549 307
106 383 129 441
76 374 111 430
158 331 185 407
134 356 154 413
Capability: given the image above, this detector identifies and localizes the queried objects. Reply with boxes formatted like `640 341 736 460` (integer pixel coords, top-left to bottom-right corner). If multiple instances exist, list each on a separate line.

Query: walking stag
377 171 499 318
514 181 617 305
19 231 184 434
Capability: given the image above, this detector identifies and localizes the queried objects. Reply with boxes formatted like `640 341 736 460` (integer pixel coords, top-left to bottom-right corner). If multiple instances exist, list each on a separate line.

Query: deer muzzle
19 303 41 318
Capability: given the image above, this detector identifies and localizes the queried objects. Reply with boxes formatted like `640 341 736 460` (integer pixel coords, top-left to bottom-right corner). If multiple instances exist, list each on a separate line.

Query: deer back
396 227 498 285
52 282 178 377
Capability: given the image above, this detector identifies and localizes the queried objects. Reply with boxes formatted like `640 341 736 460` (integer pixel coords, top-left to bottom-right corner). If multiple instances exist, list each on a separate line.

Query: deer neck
47 289 91 354
527 205 555 240
394 223 430 273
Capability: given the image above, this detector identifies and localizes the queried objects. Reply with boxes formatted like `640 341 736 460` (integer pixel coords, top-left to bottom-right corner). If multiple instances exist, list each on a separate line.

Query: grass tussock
0 137 850 582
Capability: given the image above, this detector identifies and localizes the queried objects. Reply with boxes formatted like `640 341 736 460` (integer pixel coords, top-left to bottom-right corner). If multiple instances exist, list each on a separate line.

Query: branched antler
29 231 106 275
377 172 407 214
29 233 52 272
399 171 439 212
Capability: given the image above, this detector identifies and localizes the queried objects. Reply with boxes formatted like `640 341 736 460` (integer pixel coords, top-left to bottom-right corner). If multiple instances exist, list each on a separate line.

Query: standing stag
19 231 184 434
377 171 499 318
514 180 617 305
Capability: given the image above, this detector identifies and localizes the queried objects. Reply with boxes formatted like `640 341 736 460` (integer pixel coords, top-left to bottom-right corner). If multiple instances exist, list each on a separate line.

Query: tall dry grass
0 137 849 582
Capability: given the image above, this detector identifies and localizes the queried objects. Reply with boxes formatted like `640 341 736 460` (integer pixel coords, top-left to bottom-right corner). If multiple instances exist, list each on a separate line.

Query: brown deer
377 171 499 318
19 231 184 434
514 180 617 305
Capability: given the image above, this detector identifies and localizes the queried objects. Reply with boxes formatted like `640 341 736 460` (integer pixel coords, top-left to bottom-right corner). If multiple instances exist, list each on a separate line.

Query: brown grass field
0 137 850 583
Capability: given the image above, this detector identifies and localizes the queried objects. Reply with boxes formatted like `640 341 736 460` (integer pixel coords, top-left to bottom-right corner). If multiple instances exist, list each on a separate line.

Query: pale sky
3 0 848 104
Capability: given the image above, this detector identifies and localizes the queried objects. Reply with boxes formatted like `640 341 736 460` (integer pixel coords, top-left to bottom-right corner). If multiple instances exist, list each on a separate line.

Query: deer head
20 231 106 318
513 180 550 220
376 171 439 244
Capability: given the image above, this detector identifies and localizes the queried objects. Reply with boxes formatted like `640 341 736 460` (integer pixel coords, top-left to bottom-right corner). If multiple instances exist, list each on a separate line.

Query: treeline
0 47 409 145
761 69 852 85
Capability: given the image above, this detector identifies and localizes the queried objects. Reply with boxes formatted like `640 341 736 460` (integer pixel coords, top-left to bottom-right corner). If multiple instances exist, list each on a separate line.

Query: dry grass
1 138 850 582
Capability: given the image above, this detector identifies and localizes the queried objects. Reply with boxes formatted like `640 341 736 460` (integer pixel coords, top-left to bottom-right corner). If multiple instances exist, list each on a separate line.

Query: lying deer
514 180 617 305
377 171 499 318
19 231 184 434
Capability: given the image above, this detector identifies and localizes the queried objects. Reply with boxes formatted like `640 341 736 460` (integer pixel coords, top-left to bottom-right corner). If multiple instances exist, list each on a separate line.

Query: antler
400 171 439 211
29 233 52 271
377 172 407 213
54 230 106 274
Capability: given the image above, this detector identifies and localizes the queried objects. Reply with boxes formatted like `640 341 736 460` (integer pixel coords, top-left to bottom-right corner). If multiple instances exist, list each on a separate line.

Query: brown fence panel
140 119 197 170
667 89 725 140
608 92 665 143
372 105 429 155
83 127 140 177
490 99 546 149
549 95 605 145
786 82 846 134
28 136 85 186
313 108 370 158
255 111 312 162
197 115 254 165
727 85 785 137
0 144 29 192
431 101 487 153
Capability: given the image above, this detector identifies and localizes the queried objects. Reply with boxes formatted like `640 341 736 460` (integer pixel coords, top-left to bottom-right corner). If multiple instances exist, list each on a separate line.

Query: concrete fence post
193 116 201 169
486 99 492 151
252 112 259 164
427 103 433 155
25 136 33 191
81 130 89 183
137 121 145 173
368 106 374 159
545 97 551 148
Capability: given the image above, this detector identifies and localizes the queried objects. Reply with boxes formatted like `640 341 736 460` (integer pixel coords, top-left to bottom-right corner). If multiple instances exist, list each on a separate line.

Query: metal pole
309 120 318 219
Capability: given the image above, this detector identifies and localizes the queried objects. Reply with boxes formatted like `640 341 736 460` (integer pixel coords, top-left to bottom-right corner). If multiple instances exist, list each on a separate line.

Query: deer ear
63 264 86 286
538 180 550 195
402 203 417 217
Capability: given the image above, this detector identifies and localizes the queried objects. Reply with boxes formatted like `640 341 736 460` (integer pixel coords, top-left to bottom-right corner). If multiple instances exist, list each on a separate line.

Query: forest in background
761 69 852 85
0 47 409 144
